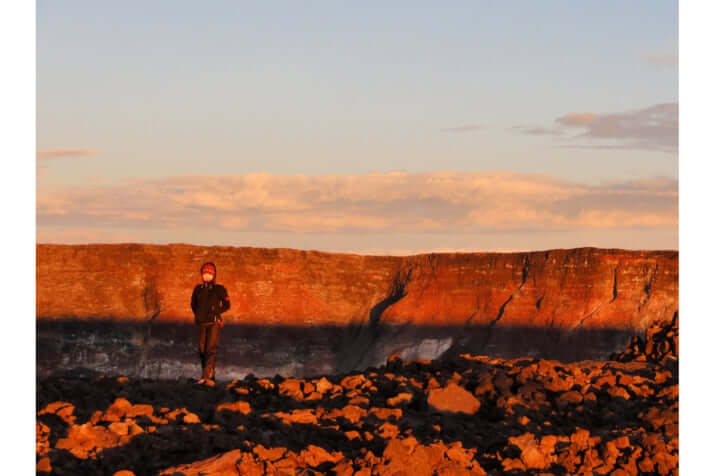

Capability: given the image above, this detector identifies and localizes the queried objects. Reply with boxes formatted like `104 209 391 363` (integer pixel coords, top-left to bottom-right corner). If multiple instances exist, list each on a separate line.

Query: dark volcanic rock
37 320 679 475
611 312 679 364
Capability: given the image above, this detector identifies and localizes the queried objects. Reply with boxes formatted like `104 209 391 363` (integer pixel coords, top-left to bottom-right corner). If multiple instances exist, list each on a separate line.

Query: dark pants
196 322 221 380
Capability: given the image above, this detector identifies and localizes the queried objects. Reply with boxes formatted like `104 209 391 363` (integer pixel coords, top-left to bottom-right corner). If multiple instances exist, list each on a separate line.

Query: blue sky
36 1 678 252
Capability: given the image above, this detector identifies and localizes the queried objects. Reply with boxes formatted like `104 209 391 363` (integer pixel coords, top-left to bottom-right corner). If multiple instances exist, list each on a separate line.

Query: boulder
387 392 413 407
278 378 304 400
556 390 584 408
36 457 51 473
252 444 286 462
217 400 252 414
39 402 76 424
299 445 341 467
159 449 243 475
427 383 481 415
341 374 367 390
314 376 334 394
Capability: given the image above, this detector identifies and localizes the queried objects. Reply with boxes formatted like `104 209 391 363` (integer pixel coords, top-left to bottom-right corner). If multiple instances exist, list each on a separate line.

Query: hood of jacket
200 261 217 283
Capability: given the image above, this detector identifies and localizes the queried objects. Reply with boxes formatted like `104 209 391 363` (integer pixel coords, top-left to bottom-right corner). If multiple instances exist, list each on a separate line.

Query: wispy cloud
555 113 599 127
36 228 139 244
440 125 484 133
510 126 564 136
513 103 678 153
643 52 678 69
37 149 100 159
37 171 678 237
555 103 678 152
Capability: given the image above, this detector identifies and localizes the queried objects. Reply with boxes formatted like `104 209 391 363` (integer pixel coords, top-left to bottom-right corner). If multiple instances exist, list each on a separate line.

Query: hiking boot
197 378 206 385
204 379 216 387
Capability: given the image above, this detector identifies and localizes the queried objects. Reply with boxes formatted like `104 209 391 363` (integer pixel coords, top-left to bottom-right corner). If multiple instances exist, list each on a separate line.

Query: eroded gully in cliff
475 255 531 355
335 265 414 374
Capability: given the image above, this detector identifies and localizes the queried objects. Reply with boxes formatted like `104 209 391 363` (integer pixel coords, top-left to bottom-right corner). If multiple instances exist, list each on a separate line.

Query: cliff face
36 244 678 377
37 244 677 331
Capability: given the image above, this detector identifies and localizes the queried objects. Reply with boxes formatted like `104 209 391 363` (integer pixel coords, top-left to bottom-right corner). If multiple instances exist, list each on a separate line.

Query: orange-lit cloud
37 172 678 237
555 113 599 127
37 149 100 159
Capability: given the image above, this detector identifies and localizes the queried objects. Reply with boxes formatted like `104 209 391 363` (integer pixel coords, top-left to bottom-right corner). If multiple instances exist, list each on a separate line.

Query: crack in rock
477 255 531 354
639 264 658 312
610 264 620 303
573 303 604 331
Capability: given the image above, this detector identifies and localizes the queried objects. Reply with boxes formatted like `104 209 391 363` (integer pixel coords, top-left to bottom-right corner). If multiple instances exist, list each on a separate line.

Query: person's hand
217 316 224 328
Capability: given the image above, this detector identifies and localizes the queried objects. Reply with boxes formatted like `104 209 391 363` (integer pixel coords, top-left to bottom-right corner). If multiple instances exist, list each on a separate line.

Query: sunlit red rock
216 400 251 414
37 245 677 331
427 382 481 415
36 457 51 473
158 449 243 475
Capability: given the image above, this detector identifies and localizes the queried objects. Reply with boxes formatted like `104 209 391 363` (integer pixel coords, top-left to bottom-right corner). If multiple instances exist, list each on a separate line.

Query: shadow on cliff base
37 319 640 380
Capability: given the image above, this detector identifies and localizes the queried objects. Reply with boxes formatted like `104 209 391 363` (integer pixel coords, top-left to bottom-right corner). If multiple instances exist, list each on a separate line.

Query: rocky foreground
37 318 678 476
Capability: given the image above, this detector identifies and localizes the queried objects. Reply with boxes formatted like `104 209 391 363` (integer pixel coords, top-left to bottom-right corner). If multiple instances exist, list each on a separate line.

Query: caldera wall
36 244 678 378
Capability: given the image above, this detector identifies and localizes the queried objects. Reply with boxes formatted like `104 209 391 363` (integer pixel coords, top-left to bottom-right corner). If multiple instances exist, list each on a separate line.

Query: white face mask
202 273 214 282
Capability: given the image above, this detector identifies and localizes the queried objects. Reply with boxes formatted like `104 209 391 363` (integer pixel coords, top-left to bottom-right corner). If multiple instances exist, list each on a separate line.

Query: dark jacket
191 277 230 324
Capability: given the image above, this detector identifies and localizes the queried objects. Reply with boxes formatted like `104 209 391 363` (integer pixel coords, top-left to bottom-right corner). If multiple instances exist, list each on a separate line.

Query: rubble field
37 316 678 475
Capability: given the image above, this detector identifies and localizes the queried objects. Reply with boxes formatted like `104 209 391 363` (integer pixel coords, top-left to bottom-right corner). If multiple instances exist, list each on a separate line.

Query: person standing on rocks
190 262 230 386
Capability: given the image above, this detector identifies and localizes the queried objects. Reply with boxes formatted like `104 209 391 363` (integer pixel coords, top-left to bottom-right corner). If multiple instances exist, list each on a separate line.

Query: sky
36 0 679 253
